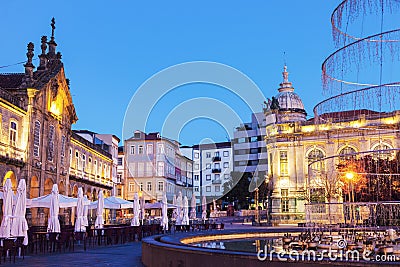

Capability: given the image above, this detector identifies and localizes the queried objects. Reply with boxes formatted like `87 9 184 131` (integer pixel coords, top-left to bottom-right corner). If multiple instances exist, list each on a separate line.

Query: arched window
9 121 17 146
339 146 356 161
307 148 325 172
47 125 55 161
372 143 393 159
33 121 41 157
60 135 66 165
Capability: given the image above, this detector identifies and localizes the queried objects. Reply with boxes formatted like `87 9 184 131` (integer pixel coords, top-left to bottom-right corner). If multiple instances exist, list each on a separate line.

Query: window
206 174 211 180
138 145 144 154
146 144 153 154
206 186 211 192
139 182 143 192
281 189 289 212
194 186 199 192
145 162 153 176
88 157 92 173
194 164 199 170
194 152 199 159
158 181 164 191
75 151 79 169
157 143 164 154
250 148 259 154
82 154 86 172
250 136 258 142
33 121 40 157
194 175 199 181
9 121 17 147
214 163 220 169
130 145 135 155
307 149 325 172
223 151 229 157
223 162 229 168
206 152 211 158
157 162 164 176
94 160 98 175
60 135 66 165
206 164 211 169
224 174 229 180
339 146 356 161
215 185 220 192
134 132 141 138
47 125 55 161
214 174 220 180
372 144 393 159
129 182 135 192
118 157 123 165
214 151 220 157
117 173 122 183
147 182 152 192
238 161 247 166
279 151 288 176
117 188 122 196
238 138 245 143
138 162 144 176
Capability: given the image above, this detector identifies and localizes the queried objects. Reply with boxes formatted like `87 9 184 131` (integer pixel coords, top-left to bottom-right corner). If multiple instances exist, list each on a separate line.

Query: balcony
212 179 222 184
212 168 221 173
212 156 221 162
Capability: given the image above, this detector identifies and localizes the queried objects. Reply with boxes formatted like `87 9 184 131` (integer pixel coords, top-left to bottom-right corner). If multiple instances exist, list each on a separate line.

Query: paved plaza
2 241 144 267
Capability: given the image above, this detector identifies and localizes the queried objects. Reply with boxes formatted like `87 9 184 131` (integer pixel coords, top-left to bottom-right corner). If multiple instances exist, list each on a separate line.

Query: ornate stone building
0 19 114 225
264 66 400 224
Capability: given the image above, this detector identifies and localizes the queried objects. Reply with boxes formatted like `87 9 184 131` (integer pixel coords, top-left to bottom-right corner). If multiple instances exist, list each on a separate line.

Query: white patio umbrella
176 191 183 225
47 184 60 233
172 194 178 220
131 192 140 226
161 193 168 231
190 196 196 219
94 190 104 229
74 187 86 232
89 196 133 210
202 195 207 221
83 196 89 227
182 196 189 225
0 179 13 238
140 195 145 222
11 179 28 245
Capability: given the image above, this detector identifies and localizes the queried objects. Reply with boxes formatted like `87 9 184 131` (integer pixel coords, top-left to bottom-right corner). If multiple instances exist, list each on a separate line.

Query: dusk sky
1 1 339 146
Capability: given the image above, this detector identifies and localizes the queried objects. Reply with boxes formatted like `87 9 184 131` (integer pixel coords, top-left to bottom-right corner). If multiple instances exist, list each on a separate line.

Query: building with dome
264 66 400 225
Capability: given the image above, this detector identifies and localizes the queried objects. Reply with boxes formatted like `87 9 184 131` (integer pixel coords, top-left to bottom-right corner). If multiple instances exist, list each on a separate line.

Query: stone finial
48 17 57 57
283 65 289 83
24 42 35 78
40 36 48 55
38 36 48 70
51 17 56 38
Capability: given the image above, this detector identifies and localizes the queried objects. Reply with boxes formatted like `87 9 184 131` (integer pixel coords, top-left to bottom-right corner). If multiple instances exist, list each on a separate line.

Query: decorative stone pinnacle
41 36 48 55
51 17 56 39
25 42 34 67
283 65 289 83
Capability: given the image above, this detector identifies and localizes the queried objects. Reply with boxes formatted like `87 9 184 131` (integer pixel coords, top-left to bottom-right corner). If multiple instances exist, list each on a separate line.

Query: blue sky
0 1 339 145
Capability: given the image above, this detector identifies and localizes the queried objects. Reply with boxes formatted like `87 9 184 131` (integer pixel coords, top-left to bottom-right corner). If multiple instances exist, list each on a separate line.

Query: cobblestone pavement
1 217 270 267
2 241 144 267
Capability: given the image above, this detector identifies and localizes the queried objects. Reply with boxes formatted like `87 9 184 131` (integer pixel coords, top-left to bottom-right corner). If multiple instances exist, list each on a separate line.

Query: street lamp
345 171 355 225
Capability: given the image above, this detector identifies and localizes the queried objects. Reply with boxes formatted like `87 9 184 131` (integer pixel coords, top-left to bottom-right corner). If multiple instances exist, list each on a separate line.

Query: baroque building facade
0 20 115 225
264 66 400 225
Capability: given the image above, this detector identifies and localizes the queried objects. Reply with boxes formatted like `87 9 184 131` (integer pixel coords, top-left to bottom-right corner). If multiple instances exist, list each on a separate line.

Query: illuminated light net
308 0 400 215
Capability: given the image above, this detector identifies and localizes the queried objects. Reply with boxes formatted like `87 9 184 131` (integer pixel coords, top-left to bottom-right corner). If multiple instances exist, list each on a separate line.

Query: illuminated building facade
124 130 193 203
0 20 115 225
265 66 400 224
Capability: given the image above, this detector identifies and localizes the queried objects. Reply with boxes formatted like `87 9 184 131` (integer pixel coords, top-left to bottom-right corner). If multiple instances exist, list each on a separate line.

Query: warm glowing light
345 172 354 180
301 125 315 133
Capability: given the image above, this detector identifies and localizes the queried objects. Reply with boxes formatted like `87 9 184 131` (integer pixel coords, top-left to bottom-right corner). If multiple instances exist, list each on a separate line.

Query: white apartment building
183 142 233 202
116 146 125 198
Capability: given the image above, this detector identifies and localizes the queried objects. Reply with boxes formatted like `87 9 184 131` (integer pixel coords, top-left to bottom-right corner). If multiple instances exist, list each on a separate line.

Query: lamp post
345 172 355 225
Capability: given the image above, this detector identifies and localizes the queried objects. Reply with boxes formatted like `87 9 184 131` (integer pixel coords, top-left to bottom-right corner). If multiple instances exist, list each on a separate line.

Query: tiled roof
0 73 24 89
